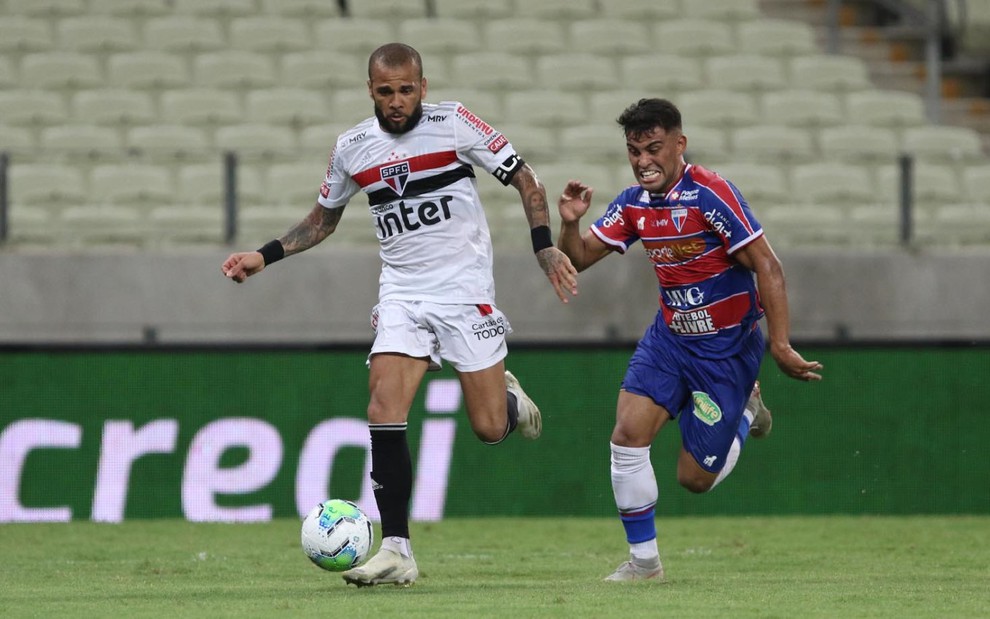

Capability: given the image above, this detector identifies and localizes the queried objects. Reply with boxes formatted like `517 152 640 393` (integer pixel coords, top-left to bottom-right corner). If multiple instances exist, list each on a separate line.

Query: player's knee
471 418 506 444
677 469 715 494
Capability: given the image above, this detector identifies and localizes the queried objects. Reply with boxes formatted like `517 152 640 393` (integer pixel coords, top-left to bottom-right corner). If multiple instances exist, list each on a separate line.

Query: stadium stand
193 52 278 90
704 55 788 94
107 52 190 90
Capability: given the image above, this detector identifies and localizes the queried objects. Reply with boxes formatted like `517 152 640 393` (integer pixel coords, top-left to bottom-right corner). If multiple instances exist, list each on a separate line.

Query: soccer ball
301 499 374 572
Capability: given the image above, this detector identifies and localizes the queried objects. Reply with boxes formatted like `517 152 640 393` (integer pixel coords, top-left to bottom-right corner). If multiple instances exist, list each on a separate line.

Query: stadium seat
55 17 138 53
331 91 378 125
497 123 558 163
558 125 629 162
450 53 533 91
39 124 123 158
193 52 277 90
10 164 86 205
72 89 156 126
127 125 211 159
535 162 617 202
143 17 225 53
678 90 759 128
683 0 761 21
107 52 189 91
732 125 816 163
711 163 790 207
683 125 734 165
900 125 986 163
238 205 309 244
20 53 103 90
244 89 328 127
736 19 819 57
214 124 297 157
312 19 396 55
280 52 365 90
228 17 311 54
6 0 85 17
511 0 597 20
0 58 14 90
148 205 226 246
0 91 69 126
0 18 53 54
427 89 503 124
845 89 927 130
59 204 147 247
7 205 57 246
789 54 872 93
568 20 652 56
89 163 174 205
347 0 429 19
259 0 342 17
588 90 657 126
620 55 705 95
599 0 682 20
432 0 514 20
299 124 351 152
655 19 736 57
504 92 585 128
266 162 327 206
962 164 990 204
177 162 265 207
89 0 172 17
483 19 567 56
876 162 961 205
172 0 257 17
759 204 846 246
160 89 243 126
819 125 900 163
397 18 483 55
789 162 875 205
923 204 990 245
0 124 37 155
846 202 905 245
762 90 844 128
535 54 620 92
704 55 787 93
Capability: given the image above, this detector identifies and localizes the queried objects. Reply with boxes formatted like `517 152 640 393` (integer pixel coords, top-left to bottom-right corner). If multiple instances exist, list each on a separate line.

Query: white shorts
369 300 512 372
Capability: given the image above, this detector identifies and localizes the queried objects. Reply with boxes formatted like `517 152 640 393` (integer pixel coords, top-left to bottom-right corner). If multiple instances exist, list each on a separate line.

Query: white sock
630 540 660 564
610 442 658 513
382 535 413 558
712 436 742 488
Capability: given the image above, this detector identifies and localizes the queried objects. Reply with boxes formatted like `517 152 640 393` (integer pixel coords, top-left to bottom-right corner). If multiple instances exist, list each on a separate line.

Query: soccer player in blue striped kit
555 98 823 581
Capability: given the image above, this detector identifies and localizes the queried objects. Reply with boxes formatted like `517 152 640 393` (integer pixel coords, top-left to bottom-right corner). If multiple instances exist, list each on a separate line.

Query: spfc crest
380 161 410 195
671 208 688 232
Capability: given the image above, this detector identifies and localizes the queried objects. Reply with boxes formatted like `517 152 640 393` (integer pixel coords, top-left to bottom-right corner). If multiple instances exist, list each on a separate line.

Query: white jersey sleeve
450 103 525 186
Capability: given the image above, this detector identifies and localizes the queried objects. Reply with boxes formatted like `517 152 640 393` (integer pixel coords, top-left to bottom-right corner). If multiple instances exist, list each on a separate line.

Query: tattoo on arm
279 205 342 256
512 165 550 228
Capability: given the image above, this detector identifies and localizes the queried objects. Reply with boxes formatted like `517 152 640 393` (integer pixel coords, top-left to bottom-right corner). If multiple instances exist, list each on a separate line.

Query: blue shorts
622 319 765 473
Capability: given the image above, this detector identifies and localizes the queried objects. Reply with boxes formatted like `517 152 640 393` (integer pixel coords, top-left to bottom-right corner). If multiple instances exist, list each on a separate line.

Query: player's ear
420 76 428 99
676 131 687 156
367 79 373 98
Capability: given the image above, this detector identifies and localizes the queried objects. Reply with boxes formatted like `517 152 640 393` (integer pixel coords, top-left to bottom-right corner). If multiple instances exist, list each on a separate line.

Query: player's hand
557 180 594 223
221 251 265 283
770 343 823 381
536 246 579 304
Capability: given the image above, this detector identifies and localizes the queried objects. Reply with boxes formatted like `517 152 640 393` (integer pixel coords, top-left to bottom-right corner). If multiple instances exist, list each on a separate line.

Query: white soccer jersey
318 101 524 304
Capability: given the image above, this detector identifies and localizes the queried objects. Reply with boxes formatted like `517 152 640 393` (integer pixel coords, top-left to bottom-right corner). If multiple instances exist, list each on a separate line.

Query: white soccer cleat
505 370 542 440
604 557 665 582
747 380 773 439
341 547 419 588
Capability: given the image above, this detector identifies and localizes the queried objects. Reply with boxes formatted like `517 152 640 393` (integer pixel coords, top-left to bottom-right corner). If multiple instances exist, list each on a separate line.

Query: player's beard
376 103 424 135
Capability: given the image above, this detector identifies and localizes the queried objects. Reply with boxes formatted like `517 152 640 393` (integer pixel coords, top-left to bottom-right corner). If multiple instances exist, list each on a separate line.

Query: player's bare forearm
510 164 551 228
279 204 342 257
557 180 609 272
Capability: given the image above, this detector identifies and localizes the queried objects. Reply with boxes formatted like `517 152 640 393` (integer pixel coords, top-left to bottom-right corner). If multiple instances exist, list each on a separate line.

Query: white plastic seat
819 125 900 163
900 125 985 163
397 18 483 54
160 89 243 126
172 0 257 17
496 124 558 164
0 91 69 126
512 0 597 20
678 90 759 128
962 164 990 204
178 162 264 207
90 0 172 16
737 19 819 57
313 18 395 55
712 163 790 206
193 52 277 90
0 58 14 90
0 18 52 54
599 0 682 20
299 124 352 151
348 0 429 19
876 162 961 205
705 55 787 93
127 125 210 159
56 17 138 53
620 55 705 94
763 90 844 127
10 164 86 205
72 89 156 126
789 54 872 93
732 125 816 163
558 125 629 162
569 20 652 56
683 126 733 165
655 19 735 57
504 92 585 128
0 124 37 155
20 53 103 90
450 53 533 91
40 125 123 157
790 162 875 205
149 205 226 246
108 52 189 90
535 163 616 202
229 17 311 54
90 163 174 205
245 89 330 126
683 0 761 21
266 162 327 206
6 0 85 17
845 89 927 129
432 0 514 20
280 52 365 90
60 204 147 247
238 205 310 243
331 91 376 125
924 204 990 245
483 19 567 56
214 124 296 157
588 91 660 126
535 54 619 92
144 17 225 53
7 205 57 246
759 204 846 246
260 0 342 17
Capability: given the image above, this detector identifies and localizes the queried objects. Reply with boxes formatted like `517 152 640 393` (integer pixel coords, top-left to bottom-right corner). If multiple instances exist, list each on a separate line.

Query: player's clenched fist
221 251 265 283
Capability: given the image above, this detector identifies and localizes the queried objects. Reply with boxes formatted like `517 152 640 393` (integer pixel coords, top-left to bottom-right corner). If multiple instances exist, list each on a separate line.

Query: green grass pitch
1 516 988 618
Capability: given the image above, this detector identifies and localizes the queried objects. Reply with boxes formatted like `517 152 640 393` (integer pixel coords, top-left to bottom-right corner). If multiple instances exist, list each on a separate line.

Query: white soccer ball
301 499 374 572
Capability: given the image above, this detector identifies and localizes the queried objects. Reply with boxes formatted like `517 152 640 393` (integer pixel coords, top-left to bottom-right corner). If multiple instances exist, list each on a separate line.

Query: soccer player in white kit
222 43 578 586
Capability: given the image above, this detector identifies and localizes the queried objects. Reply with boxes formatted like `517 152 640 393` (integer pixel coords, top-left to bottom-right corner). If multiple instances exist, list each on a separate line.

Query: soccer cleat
604 556 665 582
505 370 542 439
341 547 419 588
747 380 773 439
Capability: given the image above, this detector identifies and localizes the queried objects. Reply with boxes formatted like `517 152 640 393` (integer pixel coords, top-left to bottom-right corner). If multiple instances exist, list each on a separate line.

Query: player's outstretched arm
556 180 612 272
511 164 578 303
221 203 343 284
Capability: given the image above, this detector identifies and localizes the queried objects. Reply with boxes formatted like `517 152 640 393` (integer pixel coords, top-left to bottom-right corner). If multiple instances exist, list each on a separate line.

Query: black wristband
257 240 285 266
530 225 553 253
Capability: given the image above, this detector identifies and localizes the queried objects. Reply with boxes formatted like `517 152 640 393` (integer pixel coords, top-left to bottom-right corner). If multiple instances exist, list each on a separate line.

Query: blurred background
1 0 989 521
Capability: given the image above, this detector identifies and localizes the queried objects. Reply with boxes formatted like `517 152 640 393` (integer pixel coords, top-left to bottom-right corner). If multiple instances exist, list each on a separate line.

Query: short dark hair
368 42 423 80
617 98 682 139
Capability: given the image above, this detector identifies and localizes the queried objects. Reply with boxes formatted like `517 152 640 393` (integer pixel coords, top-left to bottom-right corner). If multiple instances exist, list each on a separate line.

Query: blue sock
619 505 656 543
